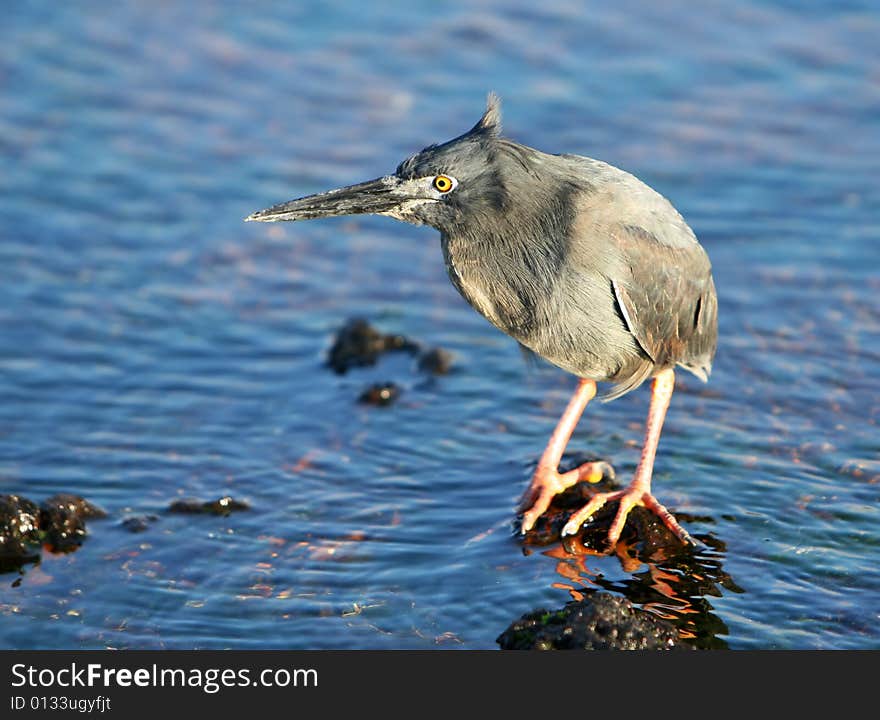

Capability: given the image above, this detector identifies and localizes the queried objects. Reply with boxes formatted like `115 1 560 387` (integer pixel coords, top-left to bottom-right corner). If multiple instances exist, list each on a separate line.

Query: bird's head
246 94 526 234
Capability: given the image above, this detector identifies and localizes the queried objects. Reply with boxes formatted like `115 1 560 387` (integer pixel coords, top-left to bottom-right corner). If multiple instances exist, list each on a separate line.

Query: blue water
1 1 878 649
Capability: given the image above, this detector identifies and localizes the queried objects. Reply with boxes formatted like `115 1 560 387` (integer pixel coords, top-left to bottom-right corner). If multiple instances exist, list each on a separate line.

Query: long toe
605 492 641 546
561 490 624 537
520 485 560 533
564 487 696 549
518 469 565 513
641 493 698 546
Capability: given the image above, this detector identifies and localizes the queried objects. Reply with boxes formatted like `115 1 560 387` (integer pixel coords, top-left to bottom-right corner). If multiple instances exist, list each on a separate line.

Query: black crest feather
470 92 502 137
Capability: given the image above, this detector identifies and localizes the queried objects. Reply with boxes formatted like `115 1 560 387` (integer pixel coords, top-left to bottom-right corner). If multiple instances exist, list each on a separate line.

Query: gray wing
546 154 718 399
611 224 718 382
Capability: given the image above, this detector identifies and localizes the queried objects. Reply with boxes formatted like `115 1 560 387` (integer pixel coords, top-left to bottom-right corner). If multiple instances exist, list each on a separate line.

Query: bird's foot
519 460 614 534
561 486 696 547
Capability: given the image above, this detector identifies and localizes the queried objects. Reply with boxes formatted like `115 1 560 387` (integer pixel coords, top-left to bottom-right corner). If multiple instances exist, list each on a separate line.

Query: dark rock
381 333 420 354
39 494 107 553
1 493 106 572
168 496 250 516
120 514 159 533
417 347 453 375
42 494 107 520
358 382 401 406
497 592 690 650
167 499 207 514
326 318 419 374
0 495 42 568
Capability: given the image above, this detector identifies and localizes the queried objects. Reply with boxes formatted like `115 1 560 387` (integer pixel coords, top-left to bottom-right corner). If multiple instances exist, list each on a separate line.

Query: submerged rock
39 494 107 553
1 492 107 572
168 496 250 516
358 382 401 406
326 318 454 407
497 592 689 650
0 495 42 569
327 318 419 374
120 514 160 533
417 347 453 375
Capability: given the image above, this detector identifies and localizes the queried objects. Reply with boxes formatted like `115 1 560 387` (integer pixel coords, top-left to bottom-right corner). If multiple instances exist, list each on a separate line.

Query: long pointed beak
245 176 405 222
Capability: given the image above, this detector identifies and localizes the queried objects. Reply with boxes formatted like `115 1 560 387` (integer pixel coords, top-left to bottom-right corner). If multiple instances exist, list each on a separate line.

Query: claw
560 519 580 537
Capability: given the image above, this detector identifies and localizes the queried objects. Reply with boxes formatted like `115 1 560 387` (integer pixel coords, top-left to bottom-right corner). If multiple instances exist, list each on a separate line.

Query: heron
246 94 717 547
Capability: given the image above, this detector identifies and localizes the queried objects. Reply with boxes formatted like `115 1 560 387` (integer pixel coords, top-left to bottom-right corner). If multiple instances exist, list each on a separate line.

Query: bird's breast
440 229 646 385
441 234 543 344
444 251 515 334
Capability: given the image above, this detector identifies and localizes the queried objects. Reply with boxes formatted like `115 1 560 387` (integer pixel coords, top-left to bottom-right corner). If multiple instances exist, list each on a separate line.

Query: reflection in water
535 534 741 649
520 461 743 649
1 557 40 583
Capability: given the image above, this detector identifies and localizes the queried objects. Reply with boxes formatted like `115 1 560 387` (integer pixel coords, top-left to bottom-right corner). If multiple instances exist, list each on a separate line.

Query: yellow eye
433 175 454 193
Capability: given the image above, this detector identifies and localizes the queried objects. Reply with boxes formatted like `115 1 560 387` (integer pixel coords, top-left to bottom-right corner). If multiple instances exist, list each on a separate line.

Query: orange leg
519 379 613 533
561 368 695 546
